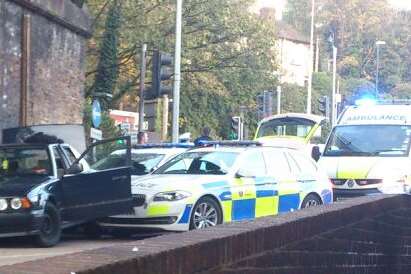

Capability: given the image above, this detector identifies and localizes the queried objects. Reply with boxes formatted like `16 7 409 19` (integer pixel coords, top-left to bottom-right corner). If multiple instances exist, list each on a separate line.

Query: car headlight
10 198 22 210
0 199 7 211
153 191 191 202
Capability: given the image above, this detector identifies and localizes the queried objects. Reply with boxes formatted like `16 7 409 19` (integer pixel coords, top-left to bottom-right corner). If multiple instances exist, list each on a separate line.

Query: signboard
130 131 138 144
90 127 102 140
120 122 130 131
92 100 102 128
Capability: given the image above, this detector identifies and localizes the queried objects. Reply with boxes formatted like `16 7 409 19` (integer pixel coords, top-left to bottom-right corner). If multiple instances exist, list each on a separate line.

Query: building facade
0 0 91 142
260 8 311 87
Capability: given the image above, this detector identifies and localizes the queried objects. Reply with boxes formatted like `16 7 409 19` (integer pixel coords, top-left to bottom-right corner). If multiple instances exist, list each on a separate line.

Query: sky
252 0 411 20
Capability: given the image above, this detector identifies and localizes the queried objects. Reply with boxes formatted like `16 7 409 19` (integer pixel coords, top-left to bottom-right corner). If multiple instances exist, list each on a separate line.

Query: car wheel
189 197 222 230
34 203 61 247
301 194 322 209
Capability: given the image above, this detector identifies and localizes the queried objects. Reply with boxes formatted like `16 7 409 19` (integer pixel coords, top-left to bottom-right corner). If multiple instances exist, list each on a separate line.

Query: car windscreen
0 147 51 177
257 117 316 138
323 125 411 157
92 151 165 175
154 151 238 175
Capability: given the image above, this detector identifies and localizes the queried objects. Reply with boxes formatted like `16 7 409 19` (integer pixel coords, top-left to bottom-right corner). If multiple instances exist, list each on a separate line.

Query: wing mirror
311 145 322 162
66 163 83 175
235 169 256 178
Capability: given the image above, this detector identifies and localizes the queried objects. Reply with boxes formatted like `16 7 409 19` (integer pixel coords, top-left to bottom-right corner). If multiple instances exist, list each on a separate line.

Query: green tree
92 0 122 109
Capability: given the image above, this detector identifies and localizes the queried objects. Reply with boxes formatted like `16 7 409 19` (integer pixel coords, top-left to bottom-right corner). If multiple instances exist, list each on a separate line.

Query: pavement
0 230 164 266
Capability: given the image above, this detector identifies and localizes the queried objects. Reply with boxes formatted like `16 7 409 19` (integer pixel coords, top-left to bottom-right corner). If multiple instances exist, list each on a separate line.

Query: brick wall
0 0 91 143
0 195 407 274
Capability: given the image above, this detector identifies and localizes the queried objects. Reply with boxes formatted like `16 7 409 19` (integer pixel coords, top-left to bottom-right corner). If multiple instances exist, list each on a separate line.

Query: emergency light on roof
133 143 194 149
355 97 377 106
197 140 262 147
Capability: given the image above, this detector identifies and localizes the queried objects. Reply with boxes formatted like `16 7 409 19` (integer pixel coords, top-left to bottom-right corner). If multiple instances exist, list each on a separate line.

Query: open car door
60 136 133 223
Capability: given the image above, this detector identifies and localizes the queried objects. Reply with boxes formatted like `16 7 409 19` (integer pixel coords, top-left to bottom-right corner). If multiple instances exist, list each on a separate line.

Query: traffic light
256 91 273 120
231 116 242 140
318 96 330 117
152 50 173 98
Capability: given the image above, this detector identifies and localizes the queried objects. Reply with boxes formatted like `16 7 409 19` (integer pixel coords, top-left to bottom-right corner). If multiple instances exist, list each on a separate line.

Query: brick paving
220 207 411 274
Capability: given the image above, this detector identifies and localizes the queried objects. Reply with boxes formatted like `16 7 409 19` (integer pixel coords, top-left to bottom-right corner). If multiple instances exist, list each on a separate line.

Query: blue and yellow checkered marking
202 178 305 222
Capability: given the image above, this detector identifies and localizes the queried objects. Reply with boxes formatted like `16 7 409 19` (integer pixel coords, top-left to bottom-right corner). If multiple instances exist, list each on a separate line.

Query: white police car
99 142 332 231
93 143 192 176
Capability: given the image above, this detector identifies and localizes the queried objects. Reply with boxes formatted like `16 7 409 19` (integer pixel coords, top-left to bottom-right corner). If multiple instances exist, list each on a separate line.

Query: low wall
0 195 407 274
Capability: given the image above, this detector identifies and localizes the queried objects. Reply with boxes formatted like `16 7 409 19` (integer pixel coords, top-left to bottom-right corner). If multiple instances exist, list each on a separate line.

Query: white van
318 103 411 198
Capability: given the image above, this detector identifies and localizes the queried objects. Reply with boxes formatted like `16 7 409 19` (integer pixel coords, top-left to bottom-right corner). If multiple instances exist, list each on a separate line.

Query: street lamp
375 40 386 98
307 0 315 114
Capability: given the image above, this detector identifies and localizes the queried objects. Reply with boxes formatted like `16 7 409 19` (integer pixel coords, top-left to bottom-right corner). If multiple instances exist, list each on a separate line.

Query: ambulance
318 101 411 198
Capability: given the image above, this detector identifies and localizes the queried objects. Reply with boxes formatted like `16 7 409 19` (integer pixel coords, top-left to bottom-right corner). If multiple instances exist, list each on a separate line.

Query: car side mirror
235 169 256 178
66 163 83 175
311 146 322 162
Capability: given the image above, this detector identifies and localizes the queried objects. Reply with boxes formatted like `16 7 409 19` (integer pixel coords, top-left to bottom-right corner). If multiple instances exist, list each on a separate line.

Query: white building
260 8 311 87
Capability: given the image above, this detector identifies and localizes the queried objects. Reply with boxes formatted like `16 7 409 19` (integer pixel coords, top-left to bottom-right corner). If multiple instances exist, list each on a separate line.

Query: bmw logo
347 179 355 188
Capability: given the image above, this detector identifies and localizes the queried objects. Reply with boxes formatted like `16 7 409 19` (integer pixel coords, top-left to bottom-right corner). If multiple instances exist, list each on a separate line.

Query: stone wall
0 195 407 274
0 0 91 143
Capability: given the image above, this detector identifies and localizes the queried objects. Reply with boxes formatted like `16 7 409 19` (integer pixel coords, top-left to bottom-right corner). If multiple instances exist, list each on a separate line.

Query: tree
91 0 122 109
85 0 278 138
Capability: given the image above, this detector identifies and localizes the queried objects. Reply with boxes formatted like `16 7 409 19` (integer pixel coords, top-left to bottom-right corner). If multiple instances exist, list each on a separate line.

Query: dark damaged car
0 136 133 246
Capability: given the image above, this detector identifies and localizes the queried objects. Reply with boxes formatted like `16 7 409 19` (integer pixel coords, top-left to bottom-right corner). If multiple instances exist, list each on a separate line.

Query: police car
99 141 332 231
93 143 192 176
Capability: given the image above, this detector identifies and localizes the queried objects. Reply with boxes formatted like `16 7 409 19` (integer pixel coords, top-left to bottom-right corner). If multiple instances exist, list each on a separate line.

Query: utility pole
276 86 282 114
332 45 337 126
315 36 320 72
172 0 183 142
307 0 315 114
161 94 169 141
138 43 147 132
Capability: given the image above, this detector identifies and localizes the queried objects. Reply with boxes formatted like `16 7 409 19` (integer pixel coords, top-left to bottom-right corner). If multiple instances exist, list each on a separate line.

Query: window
263 150 291 178
0 147 51 177
257 117 316 138
238 151 266 177
62 146 77 165
324 125 411 157
52 147 65 170
155 151 238 175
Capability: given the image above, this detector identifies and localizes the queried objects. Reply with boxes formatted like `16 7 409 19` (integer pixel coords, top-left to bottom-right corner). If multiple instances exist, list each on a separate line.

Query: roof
276 21 310 44
259 113 325 125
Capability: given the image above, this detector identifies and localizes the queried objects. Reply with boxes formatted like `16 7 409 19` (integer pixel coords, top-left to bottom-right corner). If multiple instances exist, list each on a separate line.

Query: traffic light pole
138 44 147 132
172 0 183 143
331 45 337 126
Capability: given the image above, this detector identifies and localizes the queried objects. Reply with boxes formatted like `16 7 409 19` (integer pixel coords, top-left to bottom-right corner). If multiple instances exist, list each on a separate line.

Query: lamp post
172 0 183 142
375 40 386 98
328 32 337 126
307 0 315 114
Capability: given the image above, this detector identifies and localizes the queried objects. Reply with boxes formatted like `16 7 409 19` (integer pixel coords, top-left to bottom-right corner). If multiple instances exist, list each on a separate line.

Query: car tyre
189 197 222 230
34 203 61 247
301 194 322 209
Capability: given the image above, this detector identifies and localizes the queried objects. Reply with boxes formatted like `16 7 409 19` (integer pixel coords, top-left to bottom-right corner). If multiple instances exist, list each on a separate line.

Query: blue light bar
355 97 376 106
197 140 262 147
133 143 194 149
